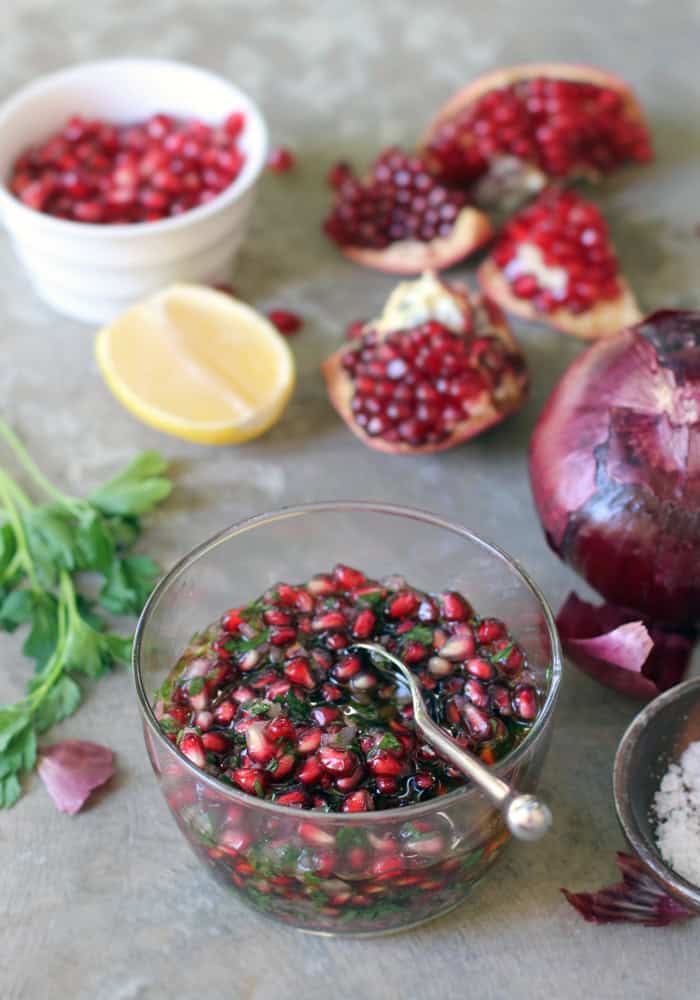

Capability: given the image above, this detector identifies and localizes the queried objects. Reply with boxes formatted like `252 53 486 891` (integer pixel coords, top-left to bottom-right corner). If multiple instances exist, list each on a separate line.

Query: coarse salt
653 740 700 887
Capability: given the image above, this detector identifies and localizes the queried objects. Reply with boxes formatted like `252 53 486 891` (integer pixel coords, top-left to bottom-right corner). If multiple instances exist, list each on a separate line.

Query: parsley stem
0 470 39 590
0 419 81 514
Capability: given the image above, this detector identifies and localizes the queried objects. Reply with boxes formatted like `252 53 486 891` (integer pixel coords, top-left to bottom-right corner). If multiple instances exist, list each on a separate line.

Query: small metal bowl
613 677 700 913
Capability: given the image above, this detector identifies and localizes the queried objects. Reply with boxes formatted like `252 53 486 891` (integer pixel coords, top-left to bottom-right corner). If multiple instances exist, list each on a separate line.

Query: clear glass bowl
133 502 561 936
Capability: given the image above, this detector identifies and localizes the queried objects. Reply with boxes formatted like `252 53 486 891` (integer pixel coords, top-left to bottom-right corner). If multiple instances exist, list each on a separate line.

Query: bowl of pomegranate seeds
134 502 561 935
0 59 268 322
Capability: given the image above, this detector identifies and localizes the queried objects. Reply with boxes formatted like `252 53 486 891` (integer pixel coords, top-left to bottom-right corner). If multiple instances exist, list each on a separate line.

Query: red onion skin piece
37 739 114 815
563 853 694 926
530 311 700 627
557 593 696 700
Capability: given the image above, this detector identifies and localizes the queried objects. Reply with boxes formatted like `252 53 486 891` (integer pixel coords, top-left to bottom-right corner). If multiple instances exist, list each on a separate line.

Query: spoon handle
354 641 552 841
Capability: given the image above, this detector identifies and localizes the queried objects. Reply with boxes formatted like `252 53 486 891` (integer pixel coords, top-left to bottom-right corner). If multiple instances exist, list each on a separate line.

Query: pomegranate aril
513 683 538 720
478 618 505 643
298 755 324 785
232 768 266 795
387 591 420 618
318 747 359 776
440 591 471 620
343 789 374 812
284 658 315 689
368 751 405 777
266 716 296 742
268 309 303 336
275 789 307 808
267 146 295 172
180 732 206 767
202 732 229 753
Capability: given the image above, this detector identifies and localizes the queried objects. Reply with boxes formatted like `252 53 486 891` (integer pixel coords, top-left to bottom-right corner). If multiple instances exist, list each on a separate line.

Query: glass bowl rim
133 500 562 823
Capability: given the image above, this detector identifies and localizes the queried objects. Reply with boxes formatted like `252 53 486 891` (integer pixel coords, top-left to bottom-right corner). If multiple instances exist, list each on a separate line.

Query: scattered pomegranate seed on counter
267 146 296 172
267 309 303 335
345 320 366 340
8 111 249 224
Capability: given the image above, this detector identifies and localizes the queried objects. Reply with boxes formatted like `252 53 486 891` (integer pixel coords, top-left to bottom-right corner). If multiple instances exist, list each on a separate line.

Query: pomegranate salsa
8 111 248 224
156 564 540 812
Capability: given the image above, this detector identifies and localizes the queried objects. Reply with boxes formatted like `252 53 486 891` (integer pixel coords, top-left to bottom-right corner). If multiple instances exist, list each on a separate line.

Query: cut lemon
95 285 296 445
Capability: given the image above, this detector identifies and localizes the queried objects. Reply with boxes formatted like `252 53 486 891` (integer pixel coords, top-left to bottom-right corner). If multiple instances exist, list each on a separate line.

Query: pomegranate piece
478 187 641 339
422 63 652 207
267 309 303 336
160 565 539 813
9 110 248 225
323 147 492 274
322 272 529 454
267 146 295 172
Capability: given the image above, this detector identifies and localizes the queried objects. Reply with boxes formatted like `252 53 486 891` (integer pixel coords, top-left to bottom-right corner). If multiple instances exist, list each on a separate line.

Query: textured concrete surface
2 1 700 998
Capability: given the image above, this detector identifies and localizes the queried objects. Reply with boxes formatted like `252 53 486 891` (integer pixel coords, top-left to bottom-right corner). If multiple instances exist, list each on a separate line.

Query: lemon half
95 284 296 445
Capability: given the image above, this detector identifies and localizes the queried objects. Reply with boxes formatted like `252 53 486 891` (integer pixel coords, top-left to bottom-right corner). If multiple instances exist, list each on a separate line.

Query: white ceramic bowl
0 59 268 323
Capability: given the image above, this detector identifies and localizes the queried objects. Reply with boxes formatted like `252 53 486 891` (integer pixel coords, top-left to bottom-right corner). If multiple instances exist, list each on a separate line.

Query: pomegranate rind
321 291 529 455
476 258 642 339
421 62 650 186
339 206 493 276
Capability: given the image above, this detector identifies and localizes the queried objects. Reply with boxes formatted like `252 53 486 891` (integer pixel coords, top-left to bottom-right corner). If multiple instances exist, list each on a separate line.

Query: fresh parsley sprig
0 419 172 807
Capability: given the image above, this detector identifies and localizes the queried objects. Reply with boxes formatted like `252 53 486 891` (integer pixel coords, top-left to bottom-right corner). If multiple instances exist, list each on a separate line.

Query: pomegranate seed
345 320 366 340
267 309 303 336
513 683 538 720
375 775 399 795
267 146 295 172
246 725 276 763
275 789 307 807
440 591 471 620
270 751 296 780
311 705 340 726
312 611 347 631
263 609 292 626
180 732 206 767
328 160 352 188
387 592 420 618
440 635 475 660
333 654 362 681
352 608 377 638
343 789 374 812
270 626 297 646
466 657 496 681
284 658 315 689
202 732 229 753
463 704 493 741
266 716 296 742
296 728 322 755
403 641 429 664
231 767 266 795
318 747 359 776
368 751 404 777
478 618 505 643
372 854 403 877
333 564 366 589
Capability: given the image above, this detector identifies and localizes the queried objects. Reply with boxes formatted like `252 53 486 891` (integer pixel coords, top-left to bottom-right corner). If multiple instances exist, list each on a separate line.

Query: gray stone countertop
1 1 699 998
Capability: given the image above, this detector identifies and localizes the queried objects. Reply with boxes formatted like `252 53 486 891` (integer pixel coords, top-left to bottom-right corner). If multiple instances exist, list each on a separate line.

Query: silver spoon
353 641 552 841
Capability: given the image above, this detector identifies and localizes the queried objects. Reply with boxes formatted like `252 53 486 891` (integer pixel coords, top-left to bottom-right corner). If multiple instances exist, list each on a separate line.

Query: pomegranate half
477 187 641 339
422 63 652 206
323 148 492 275
322 272 529 454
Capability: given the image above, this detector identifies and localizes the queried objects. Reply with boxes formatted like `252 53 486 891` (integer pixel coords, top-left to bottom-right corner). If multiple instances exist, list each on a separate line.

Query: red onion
531 310 700 627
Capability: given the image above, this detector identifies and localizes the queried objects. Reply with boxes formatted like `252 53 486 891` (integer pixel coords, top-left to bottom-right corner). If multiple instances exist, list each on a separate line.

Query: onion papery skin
530 310 700 627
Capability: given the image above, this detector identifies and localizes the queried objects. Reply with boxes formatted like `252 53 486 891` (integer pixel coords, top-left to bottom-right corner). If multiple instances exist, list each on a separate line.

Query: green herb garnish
400 625 433 645
0 421 172 807
223 631 269 655
492 641 514 663
378 731 402 752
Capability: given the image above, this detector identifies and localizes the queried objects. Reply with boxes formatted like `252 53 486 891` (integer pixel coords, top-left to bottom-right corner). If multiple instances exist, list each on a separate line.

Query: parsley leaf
492 641 514 663
99 555 160 615
401 625 433 645
223 631 270 655
90 451 172 517
285 689 309 723
0 424 173 808
378 731 402 752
